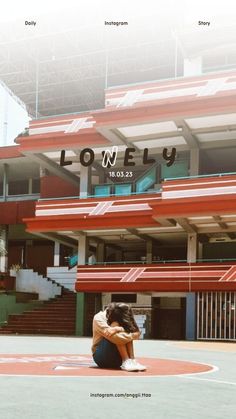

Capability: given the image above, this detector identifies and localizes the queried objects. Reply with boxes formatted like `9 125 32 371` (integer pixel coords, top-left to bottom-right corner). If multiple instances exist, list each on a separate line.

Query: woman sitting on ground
92 302 146 371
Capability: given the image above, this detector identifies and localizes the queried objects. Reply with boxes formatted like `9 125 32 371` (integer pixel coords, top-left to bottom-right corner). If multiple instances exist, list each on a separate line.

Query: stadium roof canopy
0 1 236 118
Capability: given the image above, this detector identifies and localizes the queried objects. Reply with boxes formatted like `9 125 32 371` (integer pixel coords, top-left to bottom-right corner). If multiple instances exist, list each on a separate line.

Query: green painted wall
75 292 85 336
0 294 42 326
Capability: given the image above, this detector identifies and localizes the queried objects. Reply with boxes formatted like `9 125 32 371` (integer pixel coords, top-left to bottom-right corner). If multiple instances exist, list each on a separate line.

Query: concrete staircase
16 269 62 300
0 290 76 336
47 266 77 291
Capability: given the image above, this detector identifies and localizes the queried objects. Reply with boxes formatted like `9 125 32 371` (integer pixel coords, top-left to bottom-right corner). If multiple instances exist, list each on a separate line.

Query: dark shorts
93 338 122 369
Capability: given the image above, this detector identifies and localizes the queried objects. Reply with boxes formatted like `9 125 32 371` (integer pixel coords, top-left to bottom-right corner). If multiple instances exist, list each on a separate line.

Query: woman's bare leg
115 344 129 361
110 321 131 361
126 341 135 359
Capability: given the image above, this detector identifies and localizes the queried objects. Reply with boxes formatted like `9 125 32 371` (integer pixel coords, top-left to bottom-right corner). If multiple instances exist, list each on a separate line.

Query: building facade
1 49 236 341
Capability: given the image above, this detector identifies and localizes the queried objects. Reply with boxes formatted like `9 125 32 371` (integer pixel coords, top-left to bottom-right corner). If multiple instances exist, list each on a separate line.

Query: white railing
197 291 236 341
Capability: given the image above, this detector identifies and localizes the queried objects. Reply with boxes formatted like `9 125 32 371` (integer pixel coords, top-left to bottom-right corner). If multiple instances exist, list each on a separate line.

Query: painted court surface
0 337 235 419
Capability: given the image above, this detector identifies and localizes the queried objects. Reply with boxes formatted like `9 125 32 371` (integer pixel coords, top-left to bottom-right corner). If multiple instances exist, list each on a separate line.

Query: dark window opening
111 294 137 303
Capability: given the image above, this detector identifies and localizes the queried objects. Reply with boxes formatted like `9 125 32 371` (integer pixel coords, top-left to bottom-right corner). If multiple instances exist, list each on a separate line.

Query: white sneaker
130 359 146 371
120 359 139 372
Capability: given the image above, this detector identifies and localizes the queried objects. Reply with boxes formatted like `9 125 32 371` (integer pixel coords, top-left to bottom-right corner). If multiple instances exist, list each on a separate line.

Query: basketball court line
0 359 218 378
179 376 236 386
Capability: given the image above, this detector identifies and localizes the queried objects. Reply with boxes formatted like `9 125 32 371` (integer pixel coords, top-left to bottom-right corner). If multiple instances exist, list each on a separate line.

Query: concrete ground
0 336 235 419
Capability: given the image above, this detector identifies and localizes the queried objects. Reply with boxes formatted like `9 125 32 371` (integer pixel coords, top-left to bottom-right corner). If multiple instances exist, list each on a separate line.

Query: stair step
10 318 75 323
7 319 75 324
47 304 76 306
3 285 77 336
2 325 75 330
23 307 76 312
2 323 75 329
15 313 75 318
26 307 76 312
8 321 75 327
0 329 75 335
18 312 75 316
10 313 75 319
22 312 76 317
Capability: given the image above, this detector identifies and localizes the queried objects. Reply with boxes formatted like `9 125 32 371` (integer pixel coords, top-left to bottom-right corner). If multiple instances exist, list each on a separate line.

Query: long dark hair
106 302 139 333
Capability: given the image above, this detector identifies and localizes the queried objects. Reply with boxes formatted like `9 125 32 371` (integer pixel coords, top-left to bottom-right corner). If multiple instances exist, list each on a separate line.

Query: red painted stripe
0 146 22 159
36 193 160 207
30 112 92 126
165 175 236 185
17 132 109 152
77 262 235 269
30 120 72 129
95 95 236 127
151 193 236 217
106 87 236 110
219 266 236 281
163 181 236 192
24 212 158 231
106 81 206 100
75 262 236 292
75 281 236 292
163 175 236 187
105 70 236 94
76 270 225 279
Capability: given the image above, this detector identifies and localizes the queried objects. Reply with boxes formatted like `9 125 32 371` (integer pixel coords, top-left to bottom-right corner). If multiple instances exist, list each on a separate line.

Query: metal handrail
165 171 236 181
38 171 236 201
76 258 236 266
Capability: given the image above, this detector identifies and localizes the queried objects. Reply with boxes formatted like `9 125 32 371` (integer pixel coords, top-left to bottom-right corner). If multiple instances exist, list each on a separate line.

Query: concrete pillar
98 169 105 184
186 292 196 340
96 242 105 263
0 225 8 272
3 163 9 201
3 90 9 146
187 233 197 263
190 148 200 176
76 234 88 336
146 240 153 264
53 242 60 266
76 292 85 336
28 178 33 194
184 56 202 76
78 234 88 265
198 242 203 261
80 166 91 198
187 234 197 339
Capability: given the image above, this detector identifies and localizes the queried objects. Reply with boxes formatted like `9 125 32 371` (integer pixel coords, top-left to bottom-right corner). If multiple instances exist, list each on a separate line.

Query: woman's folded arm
93 313 134 344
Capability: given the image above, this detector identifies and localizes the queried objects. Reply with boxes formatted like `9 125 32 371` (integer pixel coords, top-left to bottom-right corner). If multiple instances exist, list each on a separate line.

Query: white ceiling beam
192 124 236 134
153 217 177 227
176 218 198 233
33 232 78 249
188 216 236 224
125 131 183 143
126 228 160 244
96 126 124 145
175 119 199 148
25 153 80 187
197 226 236 234
213 216 228 230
